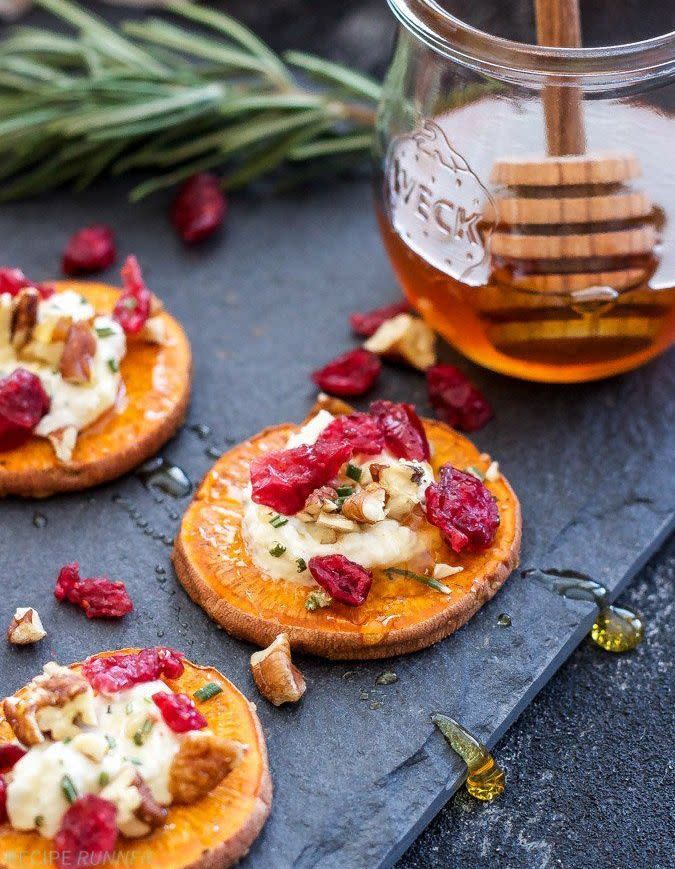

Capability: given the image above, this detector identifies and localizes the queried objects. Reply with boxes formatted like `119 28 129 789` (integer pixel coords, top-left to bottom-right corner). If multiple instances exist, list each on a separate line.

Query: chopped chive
296 557 307 573
62 737 72 744
269 514 288 529
133 717 155 746
35 815 44 828
194 682 223 703
336 485 354 497
124 702 133 714
336 496 347 509
465 465 485 481
346 463 362 482
122 756 142 766
269 542 286 557
96 326 115 338
61 774 78 804
98 772 110 787
106 705 112 714
305 589 333 611
104 735 116 750
385 567 451 595
108 358 119 373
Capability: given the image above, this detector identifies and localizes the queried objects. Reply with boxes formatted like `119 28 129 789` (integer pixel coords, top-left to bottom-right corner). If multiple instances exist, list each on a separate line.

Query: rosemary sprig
0 0 381 201
385 567 452 595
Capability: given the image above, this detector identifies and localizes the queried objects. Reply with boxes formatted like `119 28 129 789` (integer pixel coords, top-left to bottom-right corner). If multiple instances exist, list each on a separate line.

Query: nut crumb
7 608 46 645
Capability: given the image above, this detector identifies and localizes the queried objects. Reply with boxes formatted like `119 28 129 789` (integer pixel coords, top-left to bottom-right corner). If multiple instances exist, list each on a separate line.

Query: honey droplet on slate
432 713 505 801
497 612 511 627
591 605 645 653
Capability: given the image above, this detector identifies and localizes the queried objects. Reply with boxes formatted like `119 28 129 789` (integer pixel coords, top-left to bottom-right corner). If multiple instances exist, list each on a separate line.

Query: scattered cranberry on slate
83 648 184 693
0 368 50 452
170 173 227 244
349 300 411 337
61 225 116 276
311 348 381 397
425 465 500 553
152 691 207 732
54 562 133 619
54 795 118 869
113 254 152 334
426 364 494 432
369 399 430 462
308 554 373 606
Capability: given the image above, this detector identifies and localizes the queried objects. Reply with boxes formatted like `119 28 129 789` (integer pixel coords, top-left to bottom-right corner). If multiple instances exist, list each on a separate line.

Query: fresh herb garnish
385 567 451 595
96 326 115 338
104 735 116 750
61 774 78 804
269 542 286 557
305 589 333 611
194 682 223 703
296 557 307 573
98 771 110 787
108 358 119 373
269 514 288 529
35 815 44 828
336 485 354 497
346 463 362 482
133 717 155 746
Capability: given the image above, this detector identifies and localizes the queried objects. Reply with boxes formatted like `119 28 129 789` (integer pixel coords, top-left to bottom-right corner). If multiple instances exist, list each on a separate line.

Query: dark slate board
0 181 673 869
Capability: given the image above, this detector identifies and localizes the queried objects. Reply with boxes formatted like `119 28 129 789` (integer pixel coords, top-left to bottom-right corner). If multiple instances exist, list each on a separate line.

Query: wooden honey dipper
484 0 660 352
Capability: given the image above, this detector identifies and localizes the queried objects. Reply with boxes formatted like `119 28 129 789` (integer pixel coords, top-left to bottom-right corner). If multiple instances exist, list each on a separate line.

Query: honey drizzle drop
522 568 645 653
432 714 506 802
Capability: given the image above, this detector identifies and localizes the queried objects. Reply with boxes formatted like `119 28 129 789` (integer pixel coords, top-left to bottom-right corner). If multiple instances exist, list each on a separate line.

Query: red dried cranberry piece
82 648 184 693
54 795 118 869
170 173 226 244
152 691 207 732
0 743 26 773
369 400 430 461
113 255 152 335
426 364 494 432
61 225 116 276
311 349 381 397
0 268 53 300
317 412 385 456
0 777 6 825
0 368 50 452
425 465 500 553
308 555 372 606
54 562 133 619
250 438 352 515
349 299 411 337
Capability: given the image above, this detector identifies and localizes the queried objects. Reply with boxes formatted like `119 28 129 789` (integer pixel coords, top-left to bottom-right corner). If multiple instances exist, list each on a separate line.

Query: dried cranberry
0 743 26 773
61 225 116 276
170 173 226 244
0 368 50 452
426 364 494 432
0 777 6 825
369 400 430 461
54 562 133 619
112 255 151 335
349 299 411 337
308 555 372 606
0 268 53 300
425 465 500 553
317 412 385 456
83 647 184 693
311 349 381 397
54 795 118 869
250 438 352 515
152 691 207 732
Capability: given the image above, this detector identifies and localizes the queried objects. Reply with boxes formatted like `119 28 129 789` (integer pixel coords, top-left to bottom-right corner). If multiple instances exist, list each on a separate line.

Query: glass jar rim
386 0 675 89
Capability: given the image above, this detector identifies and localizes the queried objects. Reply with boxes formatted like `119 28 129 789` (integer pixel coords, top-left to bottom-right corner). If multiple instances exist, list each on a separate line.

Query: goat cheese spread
242 410 434 583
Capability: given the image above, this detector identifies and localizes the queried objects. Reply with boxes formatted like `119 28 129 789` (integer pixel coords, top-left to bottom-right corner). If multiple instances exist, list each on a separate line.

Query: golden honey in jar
376 0 675 382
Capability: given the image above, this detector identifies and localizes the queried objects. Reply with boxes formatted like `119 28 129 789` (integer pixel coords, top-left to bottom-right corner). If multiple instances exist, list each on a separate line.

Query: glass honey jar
375 0 675 381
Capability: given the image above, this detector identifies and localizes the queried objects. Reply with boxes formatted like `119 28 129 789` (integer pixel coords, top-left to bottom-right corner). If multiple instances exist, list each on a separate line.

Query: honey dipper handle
534 0 586 156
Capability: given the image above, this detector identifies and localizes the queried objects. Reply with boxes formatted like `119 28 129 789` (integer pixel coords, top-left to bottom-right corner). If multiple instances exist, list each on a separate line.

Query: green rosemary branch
0 0 382 201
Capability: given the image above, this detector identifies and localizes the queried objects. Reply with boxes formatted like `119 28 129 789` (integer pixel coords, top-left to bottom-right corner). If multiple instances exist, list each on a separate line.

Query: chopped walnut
485 460 500 482
139 315 167 345
433 564 464 580
19 316 71 366
100 766 167 838
59 321 96 384
71 732 109 763
342 483 387 524
47 426 77 464
10 289 38 352
379 463 424 521
250 633 306 706
316 511 359 534
364 313 436 371
296 486 339 522
2 663 96 746
169 731 246 805
6 608 46 645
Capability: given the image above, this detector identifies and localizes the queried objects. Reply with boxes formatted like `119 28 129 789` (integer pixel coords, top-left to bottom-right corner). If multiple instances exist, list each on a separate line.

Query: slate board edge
381 511 675 869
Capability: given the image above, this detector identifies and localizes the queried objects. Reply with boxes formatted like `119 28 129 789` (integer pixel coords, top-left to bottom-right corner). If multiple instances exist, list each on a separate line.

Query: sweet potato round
0 282 191 498
174 419 522 660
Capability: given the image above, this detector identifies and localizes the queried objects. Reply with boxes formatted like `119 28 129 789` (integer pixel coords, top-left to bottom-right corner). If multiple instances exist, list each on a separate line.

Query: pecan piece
250 633 306 706
47 425 77 464
296 486 339 522
100 766 167 838
304 392 355 423
341 483 387 524
10 289 38 352
168 731 246 805
6 607 46 645
59 321 96 383
364 313 437 371
2 662 96 746
378 462 426 521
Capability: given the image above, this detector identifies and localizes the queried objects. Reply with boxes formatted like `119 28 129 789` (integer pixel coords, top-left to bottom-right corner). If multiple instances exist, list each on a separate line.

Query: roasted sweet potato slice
0 282 191 497
174 419 522 660
0 649 271 869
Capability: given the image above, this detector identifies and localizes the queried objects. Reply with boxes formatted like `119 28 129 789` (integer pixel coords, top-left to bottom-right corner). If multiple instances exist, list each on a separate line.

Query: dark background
2 2 674 868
